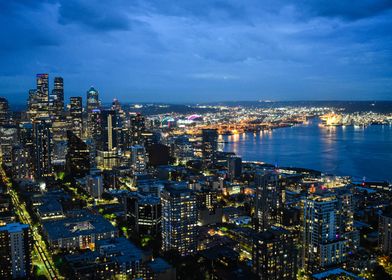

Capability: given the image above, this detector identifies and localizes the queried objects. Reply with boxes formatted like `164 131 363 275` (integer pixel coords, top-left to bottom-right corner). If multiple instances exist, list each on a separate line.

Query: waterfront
222 119 392 182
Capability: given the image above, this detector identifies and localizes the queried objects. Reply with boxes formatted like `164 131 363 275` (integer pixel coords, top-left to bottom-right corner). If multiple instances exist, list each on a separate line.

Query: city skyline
1 1 392 103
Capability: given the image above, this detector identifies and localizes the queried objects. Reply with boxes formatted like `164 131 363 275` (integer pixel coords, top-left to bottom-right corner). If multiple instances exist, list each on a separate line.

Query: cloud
298 0 392 20
0 0 391 102
58 0 136 31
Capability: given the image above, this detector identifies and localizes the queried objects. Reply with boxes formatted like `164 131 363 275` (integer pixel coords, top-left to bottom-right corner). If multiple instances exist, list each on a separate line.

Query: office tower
35 73 49 118
69 97 83 138
33 117 53 179
66 131 90 178
86 87 100 137
171 135 194 163
301 193 349 273
50 77 64 118
100 110 118 151
127 194 162 237
95 110 119 170
161 184 197 256
0 223 32 279
252 227 297 280
0 97 9 125
86 86 100 113
130 145 148 175
379 212 392 254
27 89 38 120
201 129 218 167
111 99 126 149
128 112 145 146
254 172 282 232
89 109 101 143
228 156 242 180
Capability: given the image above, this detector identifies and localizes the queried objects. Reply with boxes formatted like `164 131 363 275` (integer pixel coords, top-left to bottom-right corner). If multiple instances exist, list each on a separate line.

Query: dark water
222 119 392 182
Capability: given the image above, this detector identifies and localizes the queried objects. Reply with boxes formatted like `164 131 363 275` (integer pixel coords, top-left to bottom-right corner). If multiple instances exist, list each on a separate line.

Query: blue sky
0 0 391 103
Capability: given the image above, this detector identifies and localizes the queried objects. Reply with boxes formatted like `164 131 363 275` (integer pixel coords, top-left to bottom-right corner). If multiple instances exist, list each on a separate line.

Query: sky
0 0 391 104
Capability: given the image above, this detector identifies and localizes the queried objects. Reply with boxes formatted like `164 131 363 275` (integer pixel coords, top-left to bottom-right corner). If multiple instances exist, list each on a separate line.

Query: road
0 166 62 280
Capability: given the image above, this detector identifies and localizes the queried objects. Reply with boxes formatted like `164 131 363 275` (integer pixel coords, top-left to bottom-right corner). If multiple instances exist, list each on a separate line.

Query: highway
0 166 62 280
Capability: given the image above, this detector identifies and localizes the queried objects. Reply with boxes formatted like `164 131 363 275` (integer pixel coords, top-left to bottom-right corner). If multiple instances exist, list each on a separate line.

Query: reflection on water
222 119 392 181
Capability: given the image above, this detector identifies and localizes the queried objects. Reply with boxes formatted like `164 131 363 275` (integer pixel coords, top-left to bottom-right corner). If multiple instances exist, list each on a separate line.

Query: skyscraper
130 145 148 175
69 97 83 138
0 97 9 125
228 155 242 180
252 227 297 280
36 73 49 118
86 87 100 138
100 110 118 151
33 117 53 178
301 193 355 273
0 223 32 279
66 131 90 178
50 77 64 118
201 129 218 167
128 112 145 146
161 184 198 256
86 86 100 113
254 171 283 232
379 212 392 254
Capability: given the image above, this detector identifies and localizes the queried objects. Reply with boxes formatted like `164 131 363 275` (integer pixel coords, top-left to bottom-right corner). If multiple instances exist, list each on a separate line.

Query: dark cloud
0 0 391 102
136 0 250 23
58 0 133 31
300 0 392 20
0 1 59 53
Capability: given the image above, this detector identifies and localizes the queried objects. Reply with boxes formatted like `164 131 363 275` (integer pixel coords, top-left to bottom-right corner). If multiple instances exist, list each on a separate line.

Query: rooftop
0 222 29 233
43 210 116 240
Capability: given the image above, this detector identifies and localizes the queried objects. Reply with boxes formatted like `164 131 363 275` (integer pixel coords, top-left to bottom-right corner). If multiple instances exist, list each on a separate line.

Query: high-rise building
50 77 64 118
301 193 353 273
128 112 145 146
95 110 119 170
89 109 101 143
127 194 162 237
86 169 104 199
86 87 100 137
0 125 18 165
17 123 35 178
111 99 126 150
254 171 283 232
252 227 297 280
196 188 223 226
100 110 118 151
66 131 90 178
161 184 197 256
86 86 100 113
69 97 83 138
27 74 50 120
201 129 218 167
35 73 49 118
228 156 242 180
130 145 148 175
33 117 53 179
0 223 32 279
379 212 392 254
0 97 9 125
12 145 34 180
